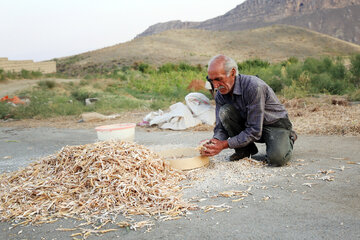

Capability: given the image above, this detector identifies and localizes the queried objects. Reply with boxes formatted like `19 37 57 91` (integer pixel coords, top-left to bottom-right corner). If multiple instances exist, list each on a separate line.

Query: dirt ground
0 126 359 240
1 79 359 239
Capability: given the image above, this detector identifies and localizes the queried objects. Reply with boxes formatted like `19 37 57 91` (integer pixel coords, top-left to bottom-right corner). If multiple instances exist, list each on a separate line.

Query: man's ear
232 68 236 77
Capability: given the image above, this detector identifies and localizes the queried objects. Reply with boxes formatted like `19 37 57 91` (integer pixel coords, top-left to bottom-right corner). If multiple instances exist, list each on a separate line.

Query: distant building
0 57 56 74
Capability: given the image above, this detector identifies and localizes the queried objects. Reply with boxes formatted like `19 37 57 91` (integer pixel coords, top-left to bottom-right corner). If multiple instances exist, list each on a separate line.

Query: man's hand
200 138 229 156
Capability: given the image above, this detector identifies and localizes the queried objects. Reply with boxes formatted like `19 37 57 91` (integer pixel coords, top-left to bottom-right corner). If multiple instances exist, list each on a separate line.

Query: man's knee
267 149 292 166
219 104 234 124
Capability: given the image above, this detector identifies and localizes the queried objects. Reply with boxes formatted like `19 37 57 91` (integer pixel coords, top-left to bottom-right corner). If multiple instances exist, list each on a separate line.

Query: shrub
0 69 5 81
350 54 360 86
281 81 308 99
132 62 151 73
280 72 310 98
0 102 11 119
297 71 311 91
138 63 151 73
321 57 333 72
158 63 178 73
311 73 345 95
20 69 31 79
330 60 346 80
38 80 56 89
267 76 284 93
256 66 286 92
303 58 321 74
303 57 338 75
238 59 270 71
286 62 303 80
71 89 97 103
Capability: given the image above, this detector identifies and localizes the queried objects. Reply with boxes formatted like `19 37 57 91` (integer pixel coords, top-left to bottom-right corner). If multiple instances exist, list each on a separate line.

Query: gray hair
208 54 239 76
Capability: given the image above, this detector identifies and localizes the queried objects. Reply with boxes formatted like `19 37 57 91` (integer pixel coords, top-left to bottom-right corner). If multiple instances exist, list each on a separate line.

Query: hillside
137 0 360 45
58 25 360 74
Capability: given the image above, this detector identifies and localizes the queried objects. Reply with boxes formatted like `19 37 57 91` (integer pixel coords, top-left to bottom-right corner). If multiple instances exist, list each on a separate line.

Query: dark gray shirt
213 74 289 149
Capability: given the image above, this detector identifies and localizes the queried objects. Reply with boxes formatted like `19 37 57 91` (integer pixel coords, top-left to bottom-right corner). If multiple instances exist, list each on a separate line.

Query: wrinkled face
207 59 236 95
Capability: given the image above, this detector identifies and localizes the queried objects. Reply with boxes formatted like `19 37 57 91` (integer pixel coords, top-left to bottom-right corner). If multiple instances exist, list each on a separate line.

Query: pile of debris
284 97 360 135
0 141 193 226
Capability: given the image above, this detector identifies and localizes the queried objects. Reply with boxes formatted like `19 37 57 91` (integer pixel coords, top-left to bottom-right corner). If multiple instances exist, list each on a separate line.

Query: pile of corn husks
0 141 192 225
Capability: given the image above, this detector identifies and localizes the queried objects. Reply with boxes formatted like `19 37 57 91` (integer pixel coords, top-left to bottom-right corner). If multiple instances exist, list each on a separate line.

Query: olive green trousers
219 104 294 166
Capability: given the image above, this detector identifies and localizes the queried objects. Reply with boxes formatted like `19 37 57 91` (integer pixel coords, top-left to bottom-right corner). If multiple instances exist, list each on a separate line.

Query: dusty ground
1 79 359 239
0 126 359 239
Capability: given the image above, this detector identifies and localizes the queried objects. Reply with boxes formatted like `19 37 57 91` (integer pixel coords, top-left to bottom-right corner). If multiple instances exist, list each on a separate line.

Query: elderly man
200 55 297 166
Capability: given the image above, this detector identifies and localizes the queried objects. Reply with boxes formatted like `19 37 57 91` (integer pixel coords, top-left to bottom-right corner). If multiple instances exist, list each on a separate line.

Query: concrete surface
0 126 359 240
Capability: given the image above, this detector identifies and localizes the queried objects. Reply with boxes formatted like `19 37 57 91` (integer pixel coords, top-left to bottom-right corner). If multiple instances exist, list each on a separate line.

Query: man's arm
212 93 229 141
227 85 265 149
200 93 229 157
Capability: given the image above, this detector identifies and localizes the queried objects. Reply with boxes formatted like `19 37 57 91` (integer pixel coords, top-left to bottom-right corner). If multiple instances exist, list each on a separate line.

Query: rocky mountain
137 0 360 45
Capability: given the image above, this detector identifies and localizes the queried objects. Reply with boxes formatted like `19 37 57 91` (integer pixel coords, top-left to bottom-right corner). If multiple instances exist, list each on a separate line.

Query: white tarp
185 92 215 125
149 102 202 130
143 93 215 130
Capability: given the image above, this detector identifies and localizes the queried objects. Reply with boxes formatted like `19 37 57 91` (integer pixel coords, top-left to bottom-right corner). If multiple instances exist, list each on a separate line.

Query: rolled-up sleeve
227 86 265 148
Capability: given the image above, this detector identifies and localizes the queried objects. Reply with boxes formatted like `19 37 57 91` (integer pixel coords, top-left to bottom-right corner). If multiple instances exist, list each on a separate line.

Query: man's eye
207 76 222 82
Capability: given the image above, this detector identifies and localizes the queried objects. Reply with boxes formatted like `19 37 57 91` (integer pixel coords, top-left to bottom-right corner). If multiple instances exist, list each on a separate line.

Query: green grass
2 55 360 120
0 69 44 81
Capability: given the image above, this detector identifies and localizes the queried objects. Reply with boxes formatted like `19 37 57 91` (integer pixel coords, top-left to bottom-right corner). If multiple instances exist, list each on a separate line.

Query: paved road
0 126 359 239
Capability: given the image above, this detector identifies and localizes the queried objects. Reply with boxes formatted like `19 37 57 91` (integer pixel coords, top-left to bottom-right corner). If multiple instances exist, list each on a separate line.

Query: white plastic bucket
95 123 136 142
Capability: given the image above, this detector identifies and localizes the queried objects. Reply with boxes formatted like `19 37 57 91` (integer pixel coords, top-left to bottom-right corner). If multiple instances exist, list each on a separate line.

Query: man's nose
213 82 219 88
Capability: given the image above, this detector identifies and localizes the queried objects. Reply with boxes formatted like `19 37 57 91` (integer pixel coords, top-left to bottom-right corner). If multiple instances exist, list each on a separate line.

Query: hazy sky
1 0 245 61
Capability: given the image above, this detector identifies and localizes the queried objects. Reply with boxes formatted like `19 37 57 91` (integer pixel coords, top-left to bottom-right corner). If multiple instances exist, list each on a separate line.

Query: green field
1 55 360 120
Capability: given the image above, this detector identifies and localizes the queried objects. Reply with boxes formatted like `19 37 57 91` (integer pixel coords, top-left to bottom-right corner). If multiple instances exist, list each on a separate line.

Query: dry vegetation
58 25 360 71
284 97 360 135
1 96 359 136
0 141 194 236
